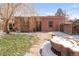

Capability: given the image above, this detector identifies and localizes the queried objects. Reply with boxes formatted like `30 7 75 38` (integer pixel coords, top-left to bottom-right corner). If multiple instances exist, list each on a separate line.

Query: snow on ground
40 32 79 56
40 41 57 56
52 32 79 40
52 31 69 37
72 35 79 40
51 36 74 47
51 35 79 52
40 36 79 56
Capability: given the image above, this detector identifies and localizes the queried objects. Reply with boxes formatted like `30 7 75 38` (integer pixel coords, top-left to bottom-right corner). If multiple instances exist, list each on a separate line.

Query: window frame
48 21 53 28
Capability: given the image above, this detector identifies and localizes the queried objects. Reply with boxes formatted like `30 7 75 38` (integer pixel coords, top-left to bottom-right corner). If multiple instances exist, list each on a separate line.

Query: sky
32 3 79 19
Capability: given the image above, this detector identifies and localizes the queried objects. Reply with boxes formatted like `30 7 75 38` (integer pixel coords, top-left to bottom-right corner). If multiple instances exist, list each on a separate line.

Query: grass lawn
0 34 38 56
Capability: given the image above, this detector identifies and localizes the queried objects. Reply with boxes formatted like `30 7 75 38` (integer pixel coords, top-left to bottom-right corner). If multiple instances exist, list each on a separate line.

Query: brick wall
40 16 65 32
13 16 65 32
14 16 36 32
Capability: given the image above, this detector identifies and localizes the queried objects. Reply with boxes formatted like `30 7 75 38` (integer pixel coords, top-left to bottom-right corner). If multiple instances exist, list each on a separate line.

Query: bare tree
0 3 39 33
55 8 69 21
0 3 23 34
16 3 39 32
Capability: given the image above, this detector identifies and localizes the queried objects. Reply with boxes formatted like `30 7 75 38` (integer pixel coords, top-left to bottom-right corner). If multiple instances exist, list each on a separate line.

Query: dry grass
0 34 37 56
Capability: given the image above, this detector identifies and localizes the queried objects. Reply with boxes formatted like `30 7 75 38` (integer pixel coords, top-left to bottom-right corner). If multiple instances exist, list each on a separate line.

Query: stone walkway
25 32 52 56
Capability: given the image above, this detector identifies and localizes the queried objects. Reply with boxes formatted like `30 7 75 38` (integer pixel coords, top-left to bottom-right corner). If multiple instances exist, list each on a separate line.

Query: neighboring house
60 19 79 35
60 21 73 35
8 16 65 32
72 20 79 35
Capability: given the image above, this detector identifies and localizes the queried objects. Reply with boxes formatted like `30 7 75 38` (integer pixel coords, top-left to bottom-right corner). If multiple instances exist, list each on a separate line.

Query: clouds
70 14 79 19
34 3 79 19
67 4 79 19
37 8 57 16
38 11 54 16
70 4 79 8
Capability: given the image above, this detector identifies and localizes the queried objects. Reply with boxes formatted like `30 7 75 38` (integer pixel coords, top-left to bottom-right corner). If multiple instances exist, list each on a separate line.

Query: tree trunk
3 19 9 34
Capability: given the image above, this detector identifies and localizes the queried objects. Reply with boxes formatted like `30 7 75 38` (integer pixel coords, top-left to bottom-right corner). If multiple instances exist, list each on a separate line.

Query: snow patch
52 32 69 37
51 36 73 47
51 36 79 52
40 41 57 56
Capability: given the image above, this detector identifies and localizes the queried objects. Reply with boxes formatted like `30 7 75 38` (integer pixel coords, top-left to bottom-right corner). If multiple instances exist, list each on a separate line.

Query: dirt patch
25 32 52 56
